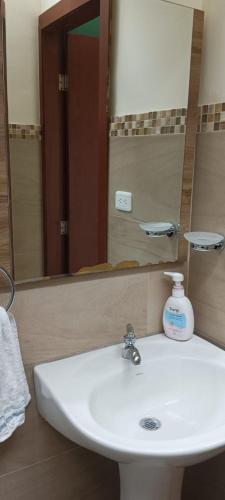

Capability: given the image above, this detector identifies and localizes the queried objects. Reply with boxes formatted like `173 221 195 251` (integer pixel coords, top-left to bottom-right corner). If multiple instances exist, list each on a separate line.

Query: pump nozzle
164 272 184 284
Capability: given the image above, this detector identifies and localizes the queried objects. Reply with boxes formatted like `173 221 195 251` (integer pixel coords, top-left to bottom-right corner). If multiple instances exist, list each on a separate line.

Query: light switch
115 191 133 212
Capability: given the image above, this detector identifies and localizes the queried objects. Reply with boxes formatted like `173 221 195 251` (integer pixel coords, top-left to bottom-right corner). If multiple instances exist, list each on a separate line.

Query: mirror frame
0 0 13 274
0 0 204 287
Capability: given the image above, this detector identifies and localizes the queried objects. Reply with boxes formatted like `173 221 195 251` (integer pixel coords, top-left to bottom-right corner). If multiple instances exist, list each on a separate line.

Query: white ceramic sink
34 334 225 500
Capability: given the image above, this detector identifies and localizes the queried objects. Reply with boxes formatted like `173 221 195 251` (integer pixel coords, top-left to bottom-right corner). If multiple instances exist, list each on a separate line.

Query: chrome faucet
122 324 141 365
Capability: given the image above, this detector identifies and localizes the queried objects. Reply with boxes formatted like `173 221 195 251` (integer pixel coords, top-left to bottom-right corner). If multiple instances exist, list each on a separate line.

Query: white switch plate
115 191 132 212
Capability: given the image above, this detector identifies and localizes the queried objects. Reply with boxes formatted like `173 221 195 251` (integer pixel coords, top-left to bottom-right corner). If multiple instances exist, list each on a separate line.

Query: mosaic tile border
9 103 225 139
110 108 187 137
198 102 225 133
8 124 41 140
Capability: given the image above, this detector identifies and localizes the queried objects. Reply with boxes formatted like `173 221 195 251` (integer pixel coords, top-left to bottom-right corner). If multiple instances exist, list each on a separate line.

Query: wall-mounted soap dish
139 222 179 238
184 232 225 252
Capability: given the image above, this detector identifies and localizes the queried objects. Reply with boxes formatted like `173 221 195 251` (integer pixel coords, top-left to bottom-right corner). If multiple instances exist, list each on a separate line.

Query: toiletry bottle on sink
163 272 194 341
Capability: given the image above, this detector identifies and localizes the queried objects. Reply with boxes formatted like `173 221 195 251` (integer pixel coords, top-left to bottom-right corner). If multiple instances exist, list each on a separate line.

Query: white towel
0 307 31 442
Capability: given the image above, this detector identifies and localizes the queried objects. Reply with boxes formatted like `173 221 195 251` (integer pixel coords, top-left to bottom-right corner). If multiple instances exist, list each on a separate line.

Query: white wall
166 0 203 7
4 0 203 124
5 0 41 124
199 0 225 104
4 0 208 124
111 0 194 116
169 0 225 106
40 0 204 12
41 0 59 12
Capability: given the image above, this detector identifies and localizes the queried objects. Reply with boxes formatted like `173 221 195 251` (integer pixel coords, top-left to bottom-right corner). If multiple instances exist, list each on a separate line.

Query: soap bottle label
165 308 186 329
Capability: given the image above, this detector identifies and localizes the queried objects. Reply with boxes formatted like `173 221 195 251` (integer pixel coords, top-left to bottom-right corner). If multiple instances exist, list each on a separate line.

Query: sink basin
34 334 225 500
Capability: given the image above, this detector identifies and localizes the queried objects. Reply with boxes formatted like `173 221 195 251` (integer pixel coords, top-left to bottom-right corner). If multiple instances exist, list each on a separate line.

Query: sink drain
139 417 161 431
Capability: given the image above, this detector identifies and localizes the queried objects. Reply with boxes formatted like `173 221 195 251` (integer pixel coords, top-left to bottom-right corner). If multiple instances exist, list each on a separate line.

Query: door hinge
60 220 68 235
59 74 68 92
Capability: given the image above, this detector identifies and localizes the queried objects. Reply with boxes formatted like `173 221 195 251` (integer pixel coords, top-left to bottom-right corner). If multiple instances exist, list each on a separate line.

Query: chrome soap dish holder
184 232 225 252
139 222 180 238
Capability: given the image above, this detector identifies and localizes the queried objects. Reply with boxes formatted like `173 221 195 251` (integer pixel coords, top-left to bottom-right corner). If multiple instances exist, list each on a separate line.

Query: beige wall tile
109 135 185 223
108 135 185 266
189 132 225 345
0 366 74 477
11 272 148 365
9 138 43 281
13 212 43 254
189 243 223 336
108 214 178 265
0 448 119 500
9 139 43 208
183 452 225 500
186 131 225 500
191 133 225 232
14 250 43 281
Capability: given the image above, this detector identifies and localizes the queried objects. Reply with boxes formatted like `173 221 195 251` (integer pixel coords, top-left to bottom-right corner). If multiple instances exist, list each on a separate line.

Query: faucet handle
124 324 136 345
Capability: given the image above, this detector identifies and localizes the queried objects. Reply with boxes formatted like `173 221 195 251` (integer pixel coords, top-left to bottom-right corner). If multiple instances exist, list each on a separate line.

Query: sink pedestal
119 463 184 500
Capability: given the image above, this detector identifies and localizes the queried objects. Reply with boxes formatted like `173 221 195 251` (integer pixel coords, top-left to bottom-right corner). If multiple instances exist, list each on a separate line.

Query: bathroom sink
34 334 225 500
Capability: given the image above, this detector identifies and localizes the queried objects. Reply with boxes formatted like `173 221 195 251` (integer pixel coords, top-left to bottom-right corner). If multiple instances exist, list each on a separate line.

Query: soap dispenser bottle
163 272 194 341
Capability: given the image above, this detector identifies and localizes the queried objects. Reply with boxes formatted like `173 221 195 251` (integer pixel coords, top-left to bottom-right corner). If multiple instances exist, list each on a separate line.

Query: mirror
1 0 203 282
109 0 194 267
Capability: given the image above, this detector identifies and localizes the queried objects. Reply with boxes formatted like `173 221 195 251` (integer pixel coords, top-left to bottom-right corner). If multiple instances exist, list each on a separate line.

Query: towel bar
0 267 15 311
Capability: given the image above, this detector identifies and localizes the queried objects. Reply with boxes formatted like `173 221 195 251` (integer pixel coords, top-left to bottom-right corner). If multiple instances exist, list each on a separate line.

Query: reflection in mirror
3 0 202 283
109 0 193 266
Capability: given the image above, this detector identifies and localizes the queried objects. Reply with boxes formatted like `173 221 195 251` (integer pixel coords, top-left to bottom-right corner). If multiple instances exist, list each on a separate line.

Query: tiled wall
189 106 225 345
0 265 185 499
110 108 187 137
8 124 41 139
108 134 184 265
198 101 225 133
9 133 44 281
10 112 186 280
183 105 225 500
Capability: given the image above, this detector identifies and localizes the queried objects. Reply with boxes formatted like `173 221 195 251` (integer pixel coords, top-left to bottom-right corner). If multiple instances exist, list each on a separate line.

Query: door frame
39 0 111 276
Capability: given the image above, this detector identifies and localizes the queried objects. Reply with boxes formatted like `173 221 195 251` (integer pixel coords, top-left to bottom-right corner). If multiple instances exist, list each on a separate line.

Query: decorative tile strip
198 102 225 133
110 108 187 137
8 124 41 140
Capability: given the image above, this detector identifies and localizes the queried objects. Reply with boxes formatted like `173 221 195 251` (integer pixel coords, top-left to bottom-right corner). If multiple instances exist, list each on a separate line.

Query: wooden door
67 33 102 273
40 31 67 277
40 0 110 277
